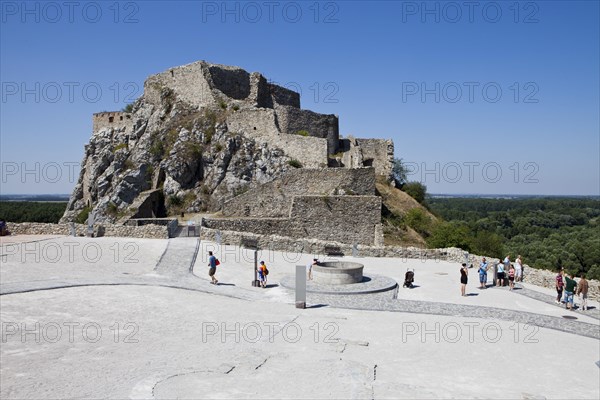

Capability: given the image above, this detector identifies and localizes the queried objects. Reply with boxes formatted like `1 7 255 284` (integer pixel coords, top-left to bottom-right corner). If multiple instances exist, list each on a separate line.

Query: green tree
404 208 432 236
471 231 503 258
392 158 408 186
427 222 472 251
402 181 427 204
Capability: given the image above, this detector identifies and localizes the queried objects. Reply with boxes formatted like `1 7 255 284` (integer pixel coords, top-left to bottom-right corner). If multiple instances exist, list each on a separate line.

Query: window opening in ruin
363 158 374 167
109 117 114 123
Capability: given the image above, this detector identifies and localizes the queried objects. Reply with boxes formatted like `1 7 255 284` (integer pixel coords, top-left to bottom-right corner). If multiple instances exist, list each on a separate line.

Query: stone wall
144 61 303 112
222 168 377 218
226 108 328 168
92 112 133 134
205 195 382 246
355 139 394 178
7 222 168 239
523 268 599 301
290 195 381 245
275 106 339 153
200 226 480 261
338 137 364 169
268 81 301 108
144 61 216 108
336 137 394 178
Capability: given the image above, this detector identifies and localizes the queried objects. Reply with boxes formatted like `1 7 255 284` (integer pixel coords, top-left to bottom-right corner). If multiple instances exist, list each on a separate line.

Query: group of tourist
555 269 589 311
463 255 525 295
495 255 524 289
460 254 590 311
206 250 591 309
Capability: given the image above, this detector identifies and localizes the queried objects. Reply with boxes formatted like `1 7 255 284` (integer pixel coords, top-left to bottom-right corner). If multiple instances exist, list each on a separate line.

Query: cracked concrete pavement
1 235 599 399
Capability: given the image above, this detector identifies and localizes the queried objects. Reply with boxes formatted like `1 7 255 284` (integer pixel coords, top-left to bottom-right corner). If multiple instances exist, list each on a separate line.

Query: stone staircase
154 238 200 278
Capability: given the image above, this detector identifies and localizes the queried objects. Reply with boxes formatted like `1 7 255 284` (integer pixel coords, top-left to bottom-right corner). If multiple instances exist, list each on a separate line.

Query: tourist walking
515 255 523 282
307 258 318 281
555 269 564 303
577 274 589 311
478 257 489 289
460 263 468 296
564 272 578 310
208 251 218 285
496 261 506 287
258 260 268 288
508 265 515 291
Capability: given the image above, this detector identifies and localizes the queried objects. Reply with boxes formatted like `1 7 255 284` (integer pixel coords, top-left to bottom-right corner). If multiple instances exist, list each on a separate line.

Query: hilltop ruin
62 61 395 246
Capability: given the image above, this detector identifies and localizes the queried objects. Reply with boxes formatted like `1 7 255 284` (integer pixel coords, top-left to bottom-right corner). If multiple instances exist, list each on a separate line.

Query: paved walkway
508 283 600 320
310 290 600 340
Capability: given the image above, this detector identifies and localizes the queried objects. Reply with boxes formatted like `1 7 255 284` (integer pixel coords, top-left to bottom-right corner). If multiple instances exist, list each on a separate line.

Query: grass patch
75 206 91 224
123 159 135 171
113 143 128 153
287 159 303 168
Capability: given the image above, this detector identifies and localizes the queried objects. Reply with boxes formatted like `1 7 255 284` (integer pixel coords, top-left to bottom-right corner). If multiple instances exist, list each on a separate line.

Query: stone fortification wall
275 106 339 153
92 112 133 134
338 137 364 169
200 227 484 262
222 168 376 218
205 195 382 245
355 139 394 178
143 61 302 111
337 137 394 177
226 108 328 168
144 62 214 108
7 222 168 239
268 82 301 108
290 195 381 245
226 108 281 137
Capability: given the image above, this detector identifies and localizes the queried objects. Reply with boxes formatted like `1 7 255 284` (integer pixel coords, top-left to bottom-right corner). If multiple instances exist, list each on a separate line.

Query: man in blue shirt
478 257 489 289
208 251 218 285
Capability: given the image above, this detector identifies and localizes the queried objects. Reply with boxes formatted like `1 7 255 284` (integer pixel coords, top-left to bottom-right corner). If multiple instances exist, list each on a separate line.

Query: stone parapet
6 222 168 239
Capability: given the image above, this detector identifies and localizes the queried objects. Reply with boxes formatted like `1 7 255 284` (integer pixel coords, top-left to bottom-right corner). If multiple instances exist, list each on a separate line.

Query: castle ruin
63 61 395 247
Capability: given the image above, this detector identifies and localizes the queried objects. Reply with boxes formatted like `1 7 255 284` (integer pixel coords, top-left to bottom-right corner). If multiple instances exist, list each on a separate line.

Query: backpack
215 259 220 266
264 268 269 275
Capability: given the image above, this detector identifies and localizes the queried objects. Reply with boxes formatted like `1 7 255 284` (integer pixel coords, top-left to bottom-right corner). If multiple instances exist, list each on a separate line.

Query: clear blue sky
1 0 598 195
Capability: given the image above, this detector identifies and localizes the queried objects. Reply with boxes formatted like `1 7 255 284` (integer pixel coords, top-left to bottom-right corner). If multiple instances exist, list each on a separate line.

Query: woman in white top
515 255 523 282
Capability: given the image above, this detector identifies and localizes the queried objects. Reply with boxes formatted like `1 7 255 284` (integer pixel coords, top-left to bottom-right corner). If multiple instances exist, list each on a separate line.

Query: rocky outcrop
61 62 342 224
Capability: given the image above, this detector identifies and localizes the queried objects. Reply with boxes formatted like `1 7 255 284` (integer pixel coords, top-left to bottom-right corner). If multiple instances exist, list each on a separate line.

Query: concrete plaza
1 236 598 399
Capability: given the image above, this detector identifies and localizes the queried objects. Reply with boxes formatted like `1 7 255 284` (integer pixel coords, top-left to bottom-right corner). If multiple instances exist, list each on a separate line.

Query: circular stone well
312 261 364 285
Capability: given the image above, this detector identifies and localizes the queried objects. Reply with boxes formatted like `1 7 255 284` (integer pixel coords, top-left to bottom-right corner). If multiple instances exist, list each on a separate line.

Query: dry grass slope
375 176 437 248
